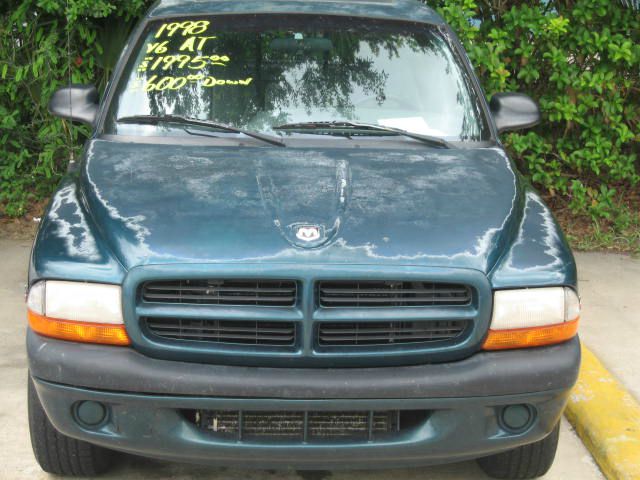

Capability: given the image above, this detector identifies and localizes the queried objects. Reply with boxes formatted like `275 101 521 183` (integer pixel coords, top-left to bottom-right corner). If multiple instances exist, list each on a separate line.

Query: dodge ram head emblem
295 225 321 242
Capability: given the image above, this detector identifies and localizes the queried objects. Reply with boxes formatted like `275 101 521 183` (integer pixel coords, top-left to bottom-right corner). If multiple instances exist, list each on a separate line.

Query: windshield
105 15 490 142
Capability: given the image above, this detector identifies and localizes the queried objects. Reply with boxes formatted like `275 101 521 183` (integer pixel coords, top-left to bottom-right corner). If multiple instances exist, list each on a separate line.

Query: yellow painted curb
565 345 640 480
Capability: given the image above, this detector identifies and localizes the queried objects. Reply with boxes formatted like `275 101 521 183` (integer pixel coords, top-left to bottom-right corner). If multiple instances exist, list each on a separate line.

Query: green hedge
433 0 639 231
0 0 148 216
1 0 638 229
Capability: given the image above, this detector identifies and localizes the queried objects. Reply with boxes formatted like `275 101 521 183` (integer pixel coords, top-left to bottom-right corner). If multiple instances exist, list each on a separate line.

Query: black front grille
143 318 296 346
318 320 467 346
318 281 472 307
191 410 428 443
141 279 297 307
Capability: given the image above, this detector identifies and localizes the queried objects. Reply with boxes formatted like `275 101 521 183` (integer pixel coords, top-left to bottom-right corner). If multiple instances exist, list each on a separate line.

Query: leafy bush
1 0 638 236
430 0 639 228
0 0 149 216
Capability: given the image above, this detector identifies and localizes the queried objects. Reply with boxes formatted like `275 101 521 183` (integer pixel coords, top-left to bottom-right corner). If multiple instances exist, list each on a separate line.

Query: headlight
483 287 580 351
26 281 130 346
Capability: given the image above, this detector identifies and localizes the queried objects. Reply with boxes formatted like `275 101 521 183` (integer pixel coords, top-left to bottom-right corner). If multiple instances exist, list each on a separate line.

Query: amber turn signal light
482 318 579 351
28 310 131 346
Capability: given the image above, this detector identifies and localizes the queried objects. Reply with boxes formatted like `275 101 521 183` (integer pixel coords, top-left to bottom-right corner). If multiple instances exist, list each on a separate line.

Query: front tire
28 376 115 476
477 422 560 479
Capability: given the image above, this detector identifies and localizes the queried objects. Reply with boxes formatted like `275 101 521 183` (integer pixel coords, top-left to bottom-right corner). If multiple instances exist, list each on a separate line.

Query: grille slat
142 279 297 307
143 293 296 303
319 327 462 335
317 321 467 347
157 332 296 341
145 286 294 294
319 281 472 308
320 296 468 305
144 318 296 346
320 288 468 295
319 333 459 342
146 323 294 334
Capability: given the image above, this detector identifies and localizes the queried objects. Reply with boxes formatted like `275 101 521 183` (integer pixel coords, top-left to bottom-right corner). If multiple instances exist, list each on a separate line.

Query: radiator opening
141 279 297 307
318 281 472 308
143 318 296 347
185 409 430 443
317 320 468 347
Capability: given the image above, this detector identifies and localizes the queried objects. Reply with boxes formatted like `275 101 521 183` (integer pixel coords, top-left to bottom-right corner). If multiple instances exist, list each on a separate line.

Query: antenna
66 0 74 165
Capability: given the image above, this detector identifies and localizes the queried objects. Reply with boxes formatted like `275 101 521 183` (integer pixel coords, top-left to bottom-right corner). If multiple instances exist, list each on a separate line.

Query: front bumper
28 331 581 469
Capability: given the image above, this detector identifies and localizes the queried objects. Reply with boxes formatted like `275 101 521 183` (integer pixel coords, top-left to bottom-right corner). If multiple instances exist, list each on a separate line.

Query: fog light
500 404 534 432
75 401 107 427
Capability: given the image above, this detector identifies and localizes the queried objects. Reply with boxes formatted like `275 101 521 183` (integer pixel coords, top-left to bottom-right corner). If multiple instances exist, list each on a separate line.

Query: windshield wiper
117 114 286 147
273 121 452 149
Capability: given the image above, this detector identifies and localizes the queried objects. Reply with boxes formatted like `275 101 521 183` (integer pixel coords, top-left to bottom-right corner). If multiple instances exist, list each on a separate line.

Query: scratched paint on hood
80 139 521 271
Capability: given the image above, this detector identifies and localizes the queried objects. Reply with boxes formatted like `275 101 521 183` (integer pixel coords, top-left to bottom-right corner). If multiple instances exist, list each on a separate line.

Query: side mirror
489 93 541 134
49 85 99 126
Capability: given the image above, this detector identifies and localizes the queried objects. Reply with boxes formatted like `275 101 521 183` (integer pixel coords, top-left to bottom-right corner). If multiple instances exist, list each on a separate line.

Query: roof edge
146 0 445 25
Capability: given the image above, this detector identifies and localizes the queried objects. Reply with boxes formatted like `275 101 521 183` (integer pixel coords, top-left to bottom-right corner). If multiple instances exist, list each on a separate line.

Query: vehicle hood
80 139 522 272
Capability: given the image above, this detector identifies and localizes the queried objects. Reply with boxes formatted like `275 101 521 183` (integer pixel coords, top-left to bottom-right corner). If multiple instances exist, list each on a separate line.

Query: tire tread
477 422 560 480
28 377 113 476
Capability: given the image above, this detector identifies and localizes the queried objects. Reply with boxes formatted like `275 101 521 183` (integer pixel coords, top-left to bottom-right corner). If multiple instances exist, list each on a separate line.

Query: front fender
489 188 577 290
29 176 126 286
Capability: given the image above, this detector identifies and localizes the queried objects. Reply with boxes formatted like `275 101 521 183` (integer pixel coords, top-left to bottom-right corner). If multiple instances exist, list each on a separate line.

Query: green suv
27 1 580 478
